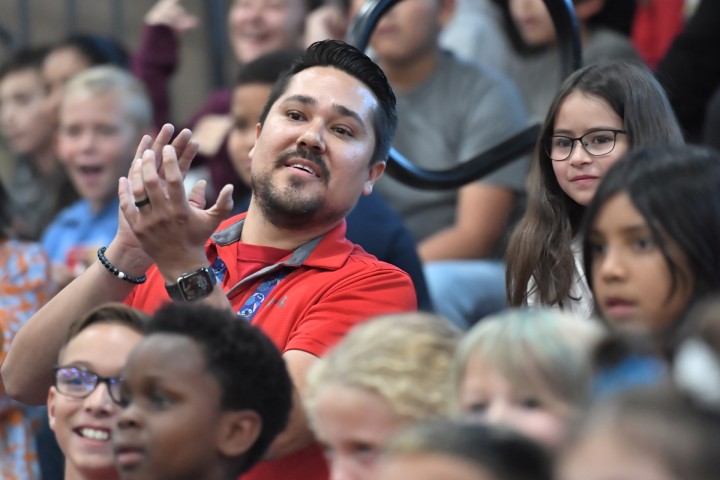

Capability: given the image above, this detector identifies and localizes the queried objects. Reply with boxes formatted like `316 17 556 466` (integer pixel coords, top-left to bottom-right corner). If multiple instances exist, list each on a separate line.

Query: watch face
180 270 214 301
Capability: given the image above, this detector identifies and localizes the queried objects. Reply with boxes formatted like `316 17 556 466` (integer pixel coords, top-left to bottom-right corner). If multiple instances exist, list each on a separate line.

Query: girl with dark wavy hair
506 61 683 316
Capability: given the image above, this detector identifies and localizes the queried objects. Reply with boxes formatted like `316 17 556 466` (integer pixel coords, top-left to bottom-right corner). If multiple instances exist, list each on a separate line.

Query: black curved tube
385 126 541 190
345 0 582 189
545 0 583 74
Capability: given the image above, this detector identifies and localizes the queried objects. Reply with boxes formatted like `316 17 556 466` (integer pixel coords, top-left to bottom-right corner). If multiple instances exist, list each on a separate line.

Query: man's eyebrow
333 103 367 132
281 94 367 132
282 94 315 107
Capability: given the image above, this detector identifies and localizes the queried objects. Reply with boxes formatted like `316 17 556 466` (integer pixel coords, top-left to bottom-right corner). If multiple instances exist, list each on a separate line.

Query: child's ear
574 0 605 21
217 410 263 458
47 387 58 432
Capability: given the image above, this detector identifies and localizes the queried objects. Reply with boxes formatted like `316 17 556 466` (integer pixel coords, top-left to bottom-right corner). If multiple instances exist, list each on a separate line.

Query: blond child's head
452 308 605 449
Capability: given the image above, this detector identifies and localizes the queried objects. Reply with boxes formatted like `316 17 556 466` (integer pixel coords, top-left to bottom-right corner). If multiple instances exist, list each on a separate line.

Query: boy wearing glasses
48 303 148 480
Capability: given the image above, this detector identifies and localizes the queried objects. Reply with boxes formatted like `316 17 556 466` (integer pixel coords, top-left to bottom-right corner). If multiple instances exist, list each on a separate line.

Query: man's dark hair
0 46 49 83
148 302 293 476
259 40 397 165
235 49 301 88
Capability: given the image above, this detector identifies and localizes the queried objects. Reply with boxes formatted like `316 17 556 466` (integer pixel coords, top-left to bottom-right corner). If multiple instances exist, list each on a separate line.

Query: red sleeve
283 264 417 356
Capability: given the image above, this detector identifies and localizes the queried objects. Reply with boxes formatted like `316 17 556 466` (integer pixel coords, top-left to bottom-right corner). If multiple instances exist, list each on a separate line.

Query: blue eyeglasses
54 365 123 404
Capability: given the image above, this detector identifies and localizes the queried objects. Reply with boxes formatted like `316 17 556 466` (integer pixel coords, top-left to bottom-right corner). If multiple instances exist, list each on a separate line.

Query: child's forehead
0 68 43 89
232 83 273 112
126 333 207 373
63 89 121 104
60 90 143 126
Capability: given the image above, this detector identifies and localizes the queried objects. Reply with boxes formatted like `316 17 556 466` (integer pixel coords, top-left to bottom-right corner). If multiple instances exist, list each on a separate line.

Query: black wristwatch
165 267 217 301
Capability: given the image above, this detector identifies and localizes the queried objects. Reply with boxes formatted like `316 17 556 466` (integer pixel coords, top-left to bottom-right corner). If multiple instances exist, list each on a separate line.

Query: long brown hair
506 61 684 307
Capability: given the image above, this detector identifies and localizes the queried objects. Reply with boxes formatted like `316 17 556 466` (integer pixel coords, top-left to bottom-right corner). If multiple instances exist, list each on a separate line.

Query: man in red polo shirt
3 40 416 480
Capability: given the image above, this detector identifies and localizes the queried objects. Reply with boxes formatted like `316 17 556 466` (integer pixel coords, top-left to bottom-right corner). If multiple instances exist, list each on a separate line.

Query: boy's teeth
79 428 110 441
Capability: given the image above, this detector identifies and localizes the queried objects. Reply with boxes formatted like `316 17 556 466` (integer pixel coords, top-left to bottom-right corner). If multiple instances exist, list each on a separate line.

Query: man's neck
380 47 440 93
241 201 339 250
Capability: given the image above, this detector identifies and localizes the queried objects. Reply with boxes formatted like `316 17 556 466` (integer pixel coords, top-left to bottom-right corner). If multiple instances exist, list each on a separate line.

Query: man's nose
297 122 325 153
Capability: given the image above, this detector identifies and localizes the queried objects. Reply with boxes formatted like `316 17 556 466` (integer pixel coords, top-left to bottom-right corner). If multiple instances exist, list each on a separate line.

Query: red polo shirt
125 213 417 480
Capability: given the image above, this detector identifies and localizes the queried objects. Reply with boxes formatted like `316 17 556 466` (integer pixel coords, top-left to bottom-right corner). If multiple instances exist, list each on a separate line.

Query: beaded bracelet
97 247 147 285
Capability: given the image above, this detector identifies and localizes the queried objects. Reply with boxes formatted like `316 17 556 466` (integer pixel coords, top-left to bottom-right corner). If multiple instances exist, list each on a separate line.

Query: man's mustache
275 148 330 181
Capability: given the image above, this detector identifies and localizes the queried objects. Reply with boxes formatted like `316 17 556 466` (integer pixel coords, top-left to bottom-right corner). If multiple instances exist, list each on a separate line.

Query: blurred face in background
509 0 556 46
228 0 308 63
57 91 142 212
358 0 454 66
43 46 92 127
459 353 568 449
228 82 273 186
310 382 410 480
588 193 693 336
510 0 606 47
0 68 55 156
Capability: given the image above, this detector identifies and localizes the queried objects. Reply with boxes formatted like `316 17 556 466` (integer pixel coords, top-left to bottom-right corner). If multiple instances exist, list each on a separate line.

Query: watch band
165 266 217 302
165 282 185 302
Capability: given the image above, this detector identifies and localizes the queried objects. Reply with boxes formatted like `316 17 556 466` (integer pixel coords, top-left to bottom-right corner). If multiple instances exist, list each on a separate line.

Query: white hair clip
673 338 720 409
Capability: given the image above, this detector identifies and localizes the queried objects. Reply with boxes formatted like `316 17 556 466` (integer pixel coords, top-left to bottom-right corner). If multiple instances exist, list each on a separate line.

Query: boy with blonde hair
41 66 153 288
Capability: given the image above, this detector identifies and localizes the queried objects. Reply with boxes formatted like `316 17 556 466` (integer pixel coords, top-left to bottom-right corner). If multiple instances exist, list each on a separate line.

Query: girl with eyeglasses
506 61 684 317
47 303 148 480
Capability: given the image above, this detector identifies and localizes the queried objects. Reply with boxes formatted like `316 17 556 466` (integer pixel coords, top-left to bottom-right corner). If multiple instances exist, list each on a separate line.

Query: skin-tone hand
114 123 200 249
112 124 199 270
304 4 349 47
145 0 199 34
119 140 234 283
0 124 225 405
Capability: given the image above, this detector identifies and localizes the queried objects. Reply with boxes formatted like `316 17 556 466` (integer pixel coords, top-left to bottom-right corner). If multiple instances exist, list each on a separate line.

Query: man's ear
249 123 262 159
362 161 386 196
217 410 263 458
47 387 58 432
574 0 605 21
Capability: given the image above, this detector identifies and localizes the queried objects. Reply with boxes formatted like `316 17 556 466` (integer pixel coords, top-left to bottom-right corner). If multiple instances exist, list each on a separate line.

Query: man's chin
257 194 321 228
